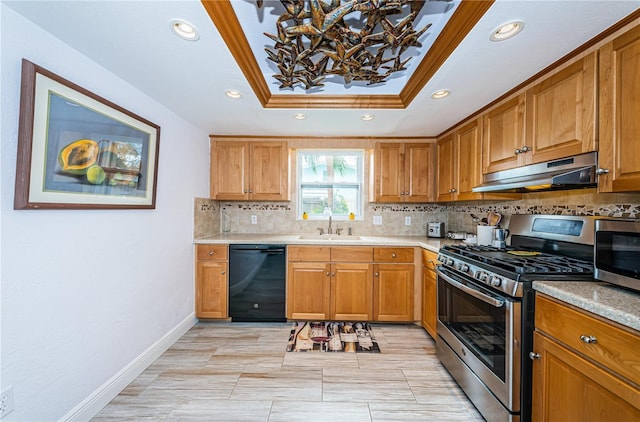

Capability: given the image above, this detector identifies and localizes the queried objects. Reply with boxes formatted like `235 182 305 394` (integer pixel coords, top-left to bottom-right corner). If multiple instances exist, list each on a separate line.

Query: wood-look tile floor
93 322 484 421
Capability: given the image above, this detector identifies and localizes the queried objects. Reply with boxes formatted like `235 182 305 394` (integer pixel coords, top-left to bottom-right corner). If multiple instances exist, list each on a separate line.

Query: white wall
1 5 209 420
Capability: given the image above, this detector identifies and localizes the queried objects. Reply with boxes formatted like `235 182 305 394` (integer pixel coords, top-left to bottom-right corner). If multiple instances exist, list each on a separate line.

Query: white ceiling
5 0 640 138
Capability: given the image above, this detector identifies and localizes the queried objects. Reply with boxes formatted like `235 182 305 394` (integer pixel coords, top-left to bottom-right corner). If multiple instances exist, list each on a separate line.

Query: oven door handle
436 267 505 308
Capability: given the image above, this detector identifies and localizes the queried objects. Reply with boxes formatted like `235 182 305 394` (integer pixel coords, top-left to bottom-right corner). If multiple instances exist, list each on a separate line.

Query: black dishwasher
228 244 286 322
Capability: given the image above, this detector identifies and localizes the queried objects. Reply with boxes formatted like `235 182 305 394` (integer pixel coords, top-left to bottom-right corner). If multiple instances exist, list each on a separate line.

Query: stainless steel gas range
436 214 598 422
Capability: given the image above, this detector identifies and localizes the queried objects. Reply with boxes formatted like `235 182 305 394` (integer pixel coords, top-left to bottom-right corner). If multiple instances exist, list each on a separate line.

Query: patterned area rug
286 321 380 353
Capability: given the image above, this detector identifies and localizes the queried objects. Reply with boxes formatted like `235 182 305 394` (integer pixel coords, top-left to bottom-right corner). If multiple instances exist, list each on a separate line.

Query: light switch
405 216 411 225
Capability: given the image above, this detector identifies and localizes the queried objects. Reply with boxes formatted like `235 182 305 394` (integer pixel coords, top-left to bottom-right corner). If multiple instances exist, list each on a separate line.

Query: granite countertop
194 234 456 253
533 281 640 332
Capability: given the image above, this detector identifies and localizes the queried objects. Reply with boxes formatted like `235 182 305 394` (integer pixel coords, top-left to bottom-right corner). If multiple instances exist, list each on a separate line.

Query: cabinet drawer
421 249 438 270
535 294 640 385
196 244 228 261
288 246 331 262
331 247 373 262
374 247 414 263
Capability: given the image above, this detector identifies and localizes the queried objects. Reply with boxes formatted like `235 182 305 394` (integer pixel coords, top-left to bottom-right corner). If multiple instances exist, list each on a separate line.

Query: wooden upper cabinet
404 143 434 202
483 95 526 174
250 142 289 200
373 142 434 203
436 133 455 202
437 118 505 202
374 143 403 202
526 52 597 164
455 119 483 200
598 25 640 192
210 141 249 200
483 54 596 175
210 139 289 201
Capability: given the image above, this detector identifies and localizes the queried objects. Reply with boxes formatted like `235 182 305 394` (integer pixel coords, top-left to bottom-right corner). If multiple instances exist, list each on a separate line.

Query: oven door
436 265 521 412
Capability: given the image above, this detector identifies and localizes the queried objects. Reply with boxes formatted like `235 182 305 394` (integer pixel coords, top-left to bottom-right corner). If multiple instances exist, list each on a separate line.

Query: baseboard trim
60 313 198 422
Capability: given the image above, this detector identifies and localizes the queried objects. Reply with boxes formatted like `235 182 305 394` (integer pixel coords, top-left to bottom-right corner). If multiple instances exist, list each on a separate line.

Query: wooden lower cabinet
287 262 331 320
195 245 228 319
531 295 640 421
373 263 414 321
287 246 414 322
421 249 438 338
331 263 373 320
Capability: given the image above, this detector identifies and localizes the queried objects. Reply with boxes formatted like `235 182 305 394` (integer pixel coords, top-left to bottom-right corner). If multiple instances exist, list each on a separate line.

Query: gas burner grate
442 244 593 275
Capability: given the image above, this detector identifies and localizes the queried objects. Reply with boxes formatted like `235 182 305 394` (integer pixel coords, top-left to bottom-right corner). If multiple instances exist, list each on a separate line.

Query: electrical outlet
0 386 14 418
373 215 382 225
405 216 411 226
251 215 257 224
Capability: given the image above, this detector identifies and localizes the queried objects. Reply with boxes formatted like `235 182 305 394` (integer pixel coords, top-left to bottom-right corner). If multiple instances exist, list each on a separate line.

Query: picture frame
14 59 160 209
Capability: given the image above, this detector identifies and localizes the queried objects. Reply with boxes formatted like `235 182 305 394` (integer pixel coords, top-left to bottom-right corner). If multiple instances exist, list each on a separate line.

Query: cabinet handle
514 148 522 155
580 335 598 344
528 352 540 360
521 145 531 153
221 271 226 275
244 189 248 193
392 252 397 258
249 189 253 193
208 250 215 256
331 272 336 277
375 272 379 277
326 271 330 276
451 188 457 193
596 168 610 176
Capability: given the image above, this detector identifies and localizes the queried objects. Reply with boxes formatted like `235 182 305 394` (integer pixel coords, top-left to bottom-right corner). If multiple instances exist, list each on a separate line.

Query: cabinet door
373 263 414 321
196 261 228 319
374 143 404 202
421 250 438 338
331 263 373 321
599 25 640 192
455 118 484 201
436 134 456 202
404 143 434 202
250 142 289 201
483 95 526 174
532 332 640 421
526 52 597 164
287 262 331 320
210 141 250 200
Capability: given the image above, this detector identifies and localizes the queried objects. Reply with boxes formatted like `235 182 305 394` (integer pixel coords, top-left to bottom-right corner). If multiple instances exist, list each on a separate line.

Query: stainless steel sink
297 235 362 241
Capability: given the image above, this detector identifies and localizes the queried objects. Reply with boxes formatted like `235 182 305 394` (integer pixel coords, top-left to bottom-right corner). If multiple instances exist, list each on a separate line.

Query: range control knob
476 271 488 282
446 258 454 266
459 263 470 273
490 276 502 287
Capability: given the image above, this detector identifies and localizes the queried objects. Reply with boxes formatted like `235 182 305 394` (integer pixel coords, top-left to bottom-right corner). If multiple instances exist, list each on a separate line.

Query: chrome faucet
327 216 333 235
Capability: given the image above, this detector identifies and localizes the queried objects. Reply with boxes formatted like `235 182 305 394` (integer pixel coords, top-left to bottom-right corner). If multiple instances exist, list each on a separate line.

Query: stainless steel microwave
594 219 640 292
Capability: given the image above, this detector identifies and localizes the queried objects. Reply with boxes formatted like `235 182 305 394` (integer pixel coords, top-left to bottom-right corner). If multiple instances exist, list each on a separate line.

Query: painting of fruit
57 139 142 187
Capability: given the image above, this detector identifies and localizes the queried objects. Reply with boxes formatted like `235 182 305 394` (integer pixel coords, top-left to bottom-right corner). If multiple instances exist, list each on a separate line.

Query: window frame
296 149 365 221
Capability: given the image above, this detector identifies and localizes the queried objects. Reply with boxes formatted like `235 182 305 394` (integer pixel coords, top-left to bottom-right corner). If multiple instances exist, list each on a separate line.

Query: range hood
472 152 598 193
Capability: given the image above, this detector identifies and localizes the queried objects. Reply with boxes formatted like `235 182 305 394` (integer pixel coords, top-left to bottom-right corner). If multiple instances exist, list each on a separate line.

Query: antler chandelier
257 0 432 90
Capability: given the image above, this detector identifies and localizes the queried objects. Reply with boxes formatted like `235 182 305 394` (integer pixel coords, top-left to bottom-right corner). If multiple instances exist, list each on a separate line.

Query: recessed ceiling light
169 19 199 41
431 89 450 99
294 113 306 120
490 21 524 42
361 114 375 121
225 90 242 99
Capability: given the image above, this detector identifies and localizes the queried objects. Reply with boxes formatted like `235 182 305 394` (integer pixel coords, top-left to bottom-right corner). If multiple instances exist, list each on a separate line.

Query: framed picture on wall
14 59 160 210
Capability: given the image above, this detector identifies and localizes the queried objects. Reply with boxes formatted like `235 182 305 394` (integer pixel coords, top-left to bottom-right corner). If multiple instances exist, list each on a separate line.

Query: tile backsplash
194 189 640 239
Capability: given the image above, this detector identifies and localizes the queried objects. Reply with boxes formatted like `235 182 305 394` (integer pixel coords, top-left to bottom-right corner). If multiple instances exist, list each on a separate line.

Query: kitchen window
297 150 364 220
